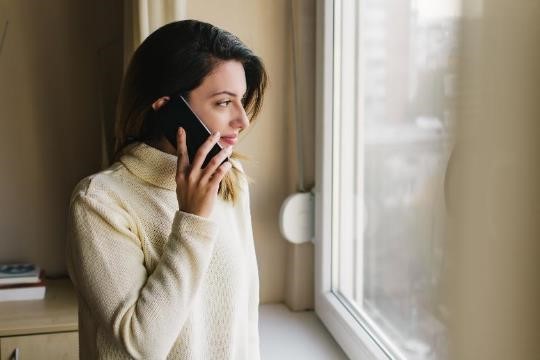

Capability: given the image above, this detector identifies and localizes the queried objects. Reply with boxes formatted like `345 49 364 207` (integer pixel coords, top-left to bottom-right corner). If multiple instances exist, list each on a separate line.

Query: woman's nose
234 104 250 130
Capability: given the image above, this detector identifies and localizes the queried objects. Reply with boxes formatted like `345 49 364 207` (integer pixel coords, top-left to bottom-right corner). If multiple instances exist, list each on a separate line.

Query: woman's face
187 60 249 149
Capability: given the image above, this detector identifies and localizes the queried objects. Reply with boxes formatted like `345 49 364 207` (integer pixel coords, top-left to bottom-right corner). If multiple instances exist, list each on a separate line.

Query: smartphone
154 95 228 168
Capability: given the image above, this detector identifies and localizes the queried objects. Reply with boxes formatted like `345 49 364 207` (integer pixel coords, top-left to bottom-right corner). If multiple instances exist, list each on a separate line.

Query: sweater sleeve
66 188 218 360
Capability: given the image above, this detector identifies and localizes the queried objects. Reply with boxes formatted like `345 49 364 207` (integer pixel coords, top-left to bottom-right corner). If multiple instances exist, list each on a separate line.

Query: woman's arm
66 188 218 359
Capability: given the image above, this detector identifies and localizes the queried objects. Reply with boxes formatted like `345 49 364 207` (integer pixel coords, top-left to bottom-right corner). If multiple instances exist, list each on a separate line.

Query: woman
66 19 267 359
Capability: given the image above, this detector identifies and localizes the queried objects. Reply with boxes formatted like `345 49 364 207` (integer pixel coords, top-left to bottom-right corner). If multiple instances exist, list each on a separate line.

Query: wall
0 0 123 274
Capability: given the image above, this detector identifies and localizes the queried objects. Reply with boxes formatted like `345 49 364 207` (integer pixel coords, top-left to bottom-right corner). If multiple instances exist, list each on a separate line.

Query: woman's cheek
204 111 226 130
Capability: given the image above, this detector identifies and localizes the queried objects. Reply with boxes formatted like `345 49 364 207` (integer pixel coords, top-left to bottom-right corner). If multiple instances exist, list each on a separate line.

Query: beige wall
0 0 123 275
283 0 316 311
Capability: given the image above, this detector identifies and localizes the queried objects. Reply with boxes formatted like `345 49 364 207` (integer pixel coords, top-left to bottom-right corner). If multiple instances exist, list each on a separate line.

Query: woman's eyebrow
210 91 237 97
209 90 246 98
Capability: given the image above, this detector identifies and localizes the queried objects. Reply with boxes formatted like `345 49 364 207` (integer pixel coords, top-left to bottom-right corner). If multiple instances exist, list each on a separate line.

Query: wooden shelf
0 279 78 337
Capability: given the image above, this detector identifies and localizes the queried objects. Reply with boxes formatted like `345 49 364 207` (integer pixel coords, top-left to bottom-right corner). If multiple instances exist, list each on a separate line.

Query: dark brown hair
114 20 267 203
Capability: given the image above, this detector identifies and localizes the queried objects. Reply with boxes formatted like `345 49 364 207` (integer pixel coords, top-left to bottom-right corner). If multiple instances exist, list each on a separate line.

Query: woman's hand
175 127 233 218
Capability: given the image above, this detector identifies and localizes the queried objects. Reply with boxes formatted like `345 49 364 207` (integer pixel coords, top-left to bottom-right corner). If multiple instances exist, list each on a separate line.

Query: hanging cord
0 21 9 58
290 0 306 192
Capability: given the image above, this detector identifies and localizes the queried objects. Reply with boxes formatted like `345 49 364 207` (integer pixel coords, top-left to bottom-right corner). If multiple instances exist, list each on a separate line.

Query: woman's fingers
175 129 233 218
191 131 221 171
201 146 233 184
176 127 189 178
209 161 233 189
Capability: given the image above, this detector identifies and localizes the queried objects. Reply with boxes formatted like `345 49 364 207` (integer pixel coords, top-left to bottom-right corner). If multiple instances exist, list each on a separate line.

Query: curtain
123 0 186 70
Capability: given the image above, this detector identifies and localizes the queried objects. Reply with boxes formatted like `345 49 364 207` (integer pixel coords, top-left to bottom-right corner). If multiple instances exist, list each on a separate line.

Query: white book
0 283 46 302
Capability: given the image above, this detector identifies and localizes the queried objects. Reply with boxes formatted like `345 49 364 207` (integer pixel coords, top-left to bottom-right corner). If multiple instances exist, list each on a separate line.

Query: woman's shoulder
228 158 248 190
70 162 129 205
229 157 244 174
68 163 138 243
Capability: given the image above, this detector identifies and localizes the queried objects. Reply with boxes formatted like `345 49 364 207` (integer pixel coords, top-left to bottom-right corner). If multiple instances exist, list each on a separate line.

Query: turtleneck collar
119 142 177 190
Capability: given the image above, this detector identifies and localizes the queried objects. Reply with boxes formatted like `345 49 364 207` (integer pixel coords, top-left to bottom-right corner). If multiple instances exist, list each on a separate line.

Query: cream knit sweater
66 142 260 360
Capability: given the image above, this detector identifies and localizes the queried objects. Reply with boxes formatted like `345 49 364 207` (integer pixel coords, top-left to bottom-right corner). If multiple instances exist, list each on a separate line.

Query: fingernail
214 131 221 138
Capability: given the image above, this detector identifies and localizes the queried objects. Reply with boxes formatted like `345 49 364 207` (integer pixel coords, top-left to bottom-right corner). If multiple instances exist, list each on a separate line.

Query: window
315 0 460 359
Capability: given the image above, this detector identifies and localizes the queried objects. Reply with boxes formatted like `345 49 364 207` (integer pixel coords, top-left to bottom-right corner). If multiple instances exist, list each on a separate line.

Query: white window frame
314 0 400 358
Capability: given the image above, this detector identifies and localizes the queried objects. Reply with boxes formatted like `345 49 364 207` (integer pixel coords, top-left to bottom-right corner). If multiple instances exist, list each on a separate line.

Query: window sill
259 303 349 360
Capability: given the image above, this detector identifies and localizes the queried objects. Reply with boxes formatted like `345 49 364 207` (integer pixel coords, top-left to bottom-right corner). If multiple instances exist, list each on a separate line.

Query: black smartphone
154 95 228 168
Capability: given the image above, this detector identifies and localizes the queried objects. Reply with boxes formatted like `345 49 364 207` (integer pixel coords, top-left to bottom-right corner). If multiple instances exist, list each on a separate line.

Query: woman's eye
217 100 232 107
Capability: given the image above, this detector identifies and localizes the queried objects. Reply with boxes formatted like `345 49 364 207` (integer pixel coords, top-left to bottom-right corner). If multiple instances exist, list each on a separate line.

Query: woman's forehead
197 61 247 95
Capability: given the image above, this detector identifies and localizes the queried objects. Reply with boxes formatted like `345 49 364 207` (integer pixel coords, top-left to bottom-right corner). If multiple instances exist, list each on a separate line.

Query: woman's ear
151 96 170 111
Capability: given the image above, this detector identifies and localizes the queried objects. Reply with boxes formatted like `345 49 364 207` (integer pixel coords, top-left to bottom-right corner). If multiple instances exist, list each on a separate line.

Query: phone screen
154 95 228 168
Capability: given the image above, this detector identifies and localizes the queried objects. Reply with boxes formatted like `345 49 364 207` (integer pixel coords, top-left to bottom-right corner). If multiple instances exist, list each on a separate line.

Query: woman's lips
220 136 237 146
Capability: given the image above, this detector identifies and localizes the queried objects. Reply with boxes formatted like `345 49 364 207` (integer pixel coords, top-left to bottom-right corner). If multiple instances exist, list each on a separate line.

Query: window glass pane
333 0 460 358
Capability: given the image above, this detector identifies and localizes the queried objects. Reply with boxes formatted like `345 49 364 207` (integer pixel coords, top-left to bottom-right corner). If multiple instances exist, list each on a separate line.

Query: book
0 263 41 285
0 279 46 302
0 270 45 302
